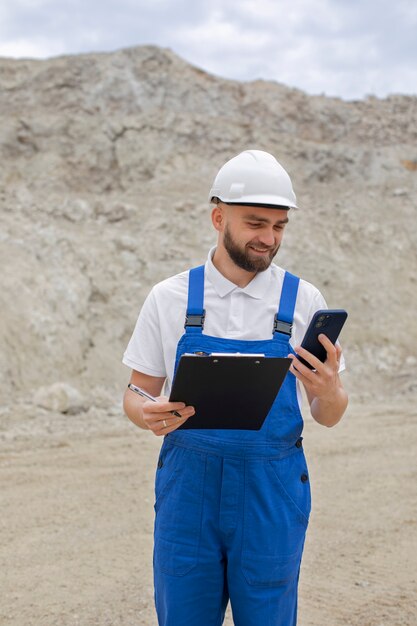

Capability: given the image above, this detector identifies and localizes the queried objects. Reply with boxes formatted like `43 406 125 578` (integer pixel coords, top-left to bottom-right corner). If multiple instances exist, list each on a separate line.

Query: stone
33 383 86 414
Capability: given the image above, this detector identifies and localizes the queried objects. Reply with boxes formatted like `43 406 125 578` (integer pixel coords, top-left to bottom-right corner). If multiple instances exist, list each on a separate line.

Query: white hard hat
209 149 298 209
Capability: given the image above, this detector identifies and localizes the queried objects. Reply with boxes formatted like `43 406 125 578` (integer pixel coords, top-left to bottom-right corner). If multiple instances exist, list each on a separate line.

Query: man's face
220 205 289 273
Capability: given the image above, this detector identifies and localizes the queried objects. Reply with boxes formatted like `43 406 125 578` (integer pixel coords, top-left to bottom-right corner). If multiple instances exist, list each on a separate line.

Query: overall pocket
154 444 206 576
268 450 311 526
241 452 310 587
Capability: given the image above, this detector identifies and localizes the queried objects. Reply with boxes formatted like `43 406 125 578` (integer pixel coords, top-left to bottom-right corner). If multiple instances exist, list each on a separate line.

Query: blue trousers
153 435 310 626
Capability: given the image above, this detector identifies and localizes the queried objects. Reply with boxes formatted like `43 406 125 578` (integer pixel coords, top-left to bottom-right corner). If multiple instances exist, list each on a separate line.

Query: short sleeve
122 288 167 377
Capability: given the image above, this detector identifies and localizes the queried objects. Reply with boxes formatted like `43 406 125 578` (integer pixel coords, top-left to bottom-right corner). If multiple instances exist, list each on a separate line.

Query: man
123 150 348 626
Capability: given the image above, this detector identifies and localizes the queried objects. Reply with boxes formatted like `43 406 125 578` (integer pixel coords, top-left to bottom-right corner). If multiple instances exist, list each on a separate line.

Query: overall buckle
273 317 292 336
184 311 206 328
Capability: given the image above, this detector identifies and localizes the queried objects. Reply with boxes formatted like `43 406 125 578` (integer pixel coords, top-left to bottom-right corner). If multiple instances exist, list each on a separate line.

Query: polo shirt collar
205 247 273 300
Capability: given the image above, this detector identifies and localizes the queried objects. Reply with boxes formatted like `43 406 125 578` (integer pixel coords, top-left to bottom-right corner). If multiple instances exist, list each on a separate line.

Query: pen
127 383 183 418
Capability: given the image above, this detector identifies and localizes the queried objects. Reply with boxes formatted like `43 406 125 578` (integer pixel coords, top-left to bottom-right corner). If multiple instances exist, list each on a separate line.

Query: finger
145 405 194 426
156 396 189 409
170 410 194 429
288 353 317 382
335 342 342 363
174 405 195 419
318 334 342 370
292 345 323 372
145 400 186 414
154 410 195 436
151 416 171 434
147 405 195 430
317 334 338 366
168 406 195 424
289 360 313 386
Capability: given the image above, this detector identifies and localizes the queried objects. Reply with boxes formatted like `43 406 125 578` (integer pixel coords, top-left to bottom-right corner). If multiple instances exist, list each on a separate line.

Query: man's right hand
142 397 195 436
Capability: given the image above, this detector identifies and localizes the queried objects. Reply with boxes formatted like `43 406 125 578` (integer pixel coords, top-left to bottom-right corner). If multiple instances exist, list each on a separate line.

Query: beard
223 225 279 273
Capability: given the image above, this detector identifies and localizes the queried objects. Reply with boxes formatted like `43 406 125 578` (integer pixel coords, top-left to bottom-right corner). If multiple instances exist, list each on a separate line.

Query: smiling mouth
248 246 271 254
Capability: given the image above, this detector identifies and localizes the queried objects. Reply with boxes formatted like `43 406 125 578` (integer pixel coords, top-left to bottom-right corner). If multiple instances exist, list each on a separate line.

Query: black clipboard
169 354 291 430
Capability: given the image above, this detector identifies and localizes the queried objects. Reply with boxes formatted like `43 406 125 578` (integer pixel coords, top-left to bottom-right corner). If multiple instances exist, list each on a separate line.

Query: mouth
248 245 272 255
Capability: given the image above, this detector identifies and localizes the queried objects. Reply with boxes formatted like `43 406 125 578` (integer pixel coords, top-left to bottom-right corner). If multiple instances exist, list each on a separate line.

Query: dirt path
1 400 416 625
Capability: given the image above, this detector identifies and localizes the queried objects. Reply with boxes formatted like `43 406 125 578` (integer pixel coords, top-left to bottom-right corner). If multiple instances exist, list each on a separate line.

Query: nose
258 228 276 247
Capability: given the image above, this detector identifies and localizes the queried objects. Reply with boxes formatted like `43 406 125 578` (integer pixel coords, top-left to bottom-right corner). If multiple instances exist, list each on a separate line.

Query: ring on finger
162 419 167 428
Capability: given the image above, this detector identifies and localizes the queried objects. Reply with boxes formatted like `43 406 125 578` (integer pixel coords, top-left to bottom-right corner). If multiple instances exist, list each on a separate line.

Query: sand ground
1 399 416 626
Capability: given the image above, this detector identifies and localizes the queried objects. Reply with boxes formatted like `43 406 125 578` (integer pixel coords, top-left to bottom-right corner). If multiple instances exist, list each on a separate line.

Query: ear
211 205 225 233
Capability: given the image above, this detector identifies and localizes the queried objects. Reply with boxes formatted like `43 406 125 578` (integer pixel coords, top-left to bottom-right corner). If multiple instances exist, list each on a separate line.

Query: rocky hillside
0 45 416 408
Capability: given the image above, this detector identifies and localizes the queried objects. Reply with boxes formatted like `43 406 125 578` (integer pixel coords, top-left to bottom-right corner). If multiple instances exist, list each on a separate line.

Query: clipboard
169 354 291 430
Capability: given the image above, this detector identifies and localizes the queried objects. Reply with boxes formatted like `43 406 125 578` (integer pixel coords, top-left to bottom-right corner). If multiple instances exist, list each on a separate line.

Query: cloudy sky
0 0 416 101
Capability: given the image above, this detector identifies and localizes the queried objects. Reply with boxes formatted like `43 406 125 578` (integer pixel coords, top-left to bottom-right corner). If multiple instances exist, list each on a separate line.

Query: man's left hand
288 333 341 400
287 334 348 426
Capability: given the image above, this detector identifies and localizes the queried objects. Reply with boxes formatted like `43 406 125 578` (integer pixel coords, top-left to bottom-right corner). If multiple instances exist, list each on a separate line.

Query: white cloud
0 0 415 99
0 37 62 59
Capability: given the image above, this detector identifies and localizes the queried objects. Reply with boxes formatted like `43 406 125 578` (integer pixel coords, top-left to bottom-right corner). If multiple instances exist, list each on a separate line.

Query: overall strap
273 271 300 338
184 265 205 333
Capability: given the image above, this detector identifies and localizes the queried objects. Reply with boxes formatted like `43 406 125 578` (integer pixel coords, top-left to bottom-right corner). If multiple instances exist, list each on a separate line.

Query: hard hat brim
222 202 293 210
211 196 299 210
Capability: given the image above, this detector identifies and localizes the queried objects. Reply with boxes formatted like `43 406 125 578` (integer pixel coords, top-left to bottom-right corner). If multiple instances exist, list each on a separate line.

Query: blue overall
153 266 311 626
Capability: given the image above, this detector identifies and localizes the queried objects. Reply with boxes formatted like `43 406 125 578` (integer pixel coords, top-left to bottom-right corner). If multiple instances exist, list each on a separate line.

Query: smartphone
296 309 347 369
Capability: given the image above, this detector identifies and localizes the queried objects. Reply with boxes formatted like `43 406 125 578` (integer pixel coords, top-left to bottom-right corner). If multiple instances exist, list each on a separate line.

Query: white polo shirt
123 247 345 409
